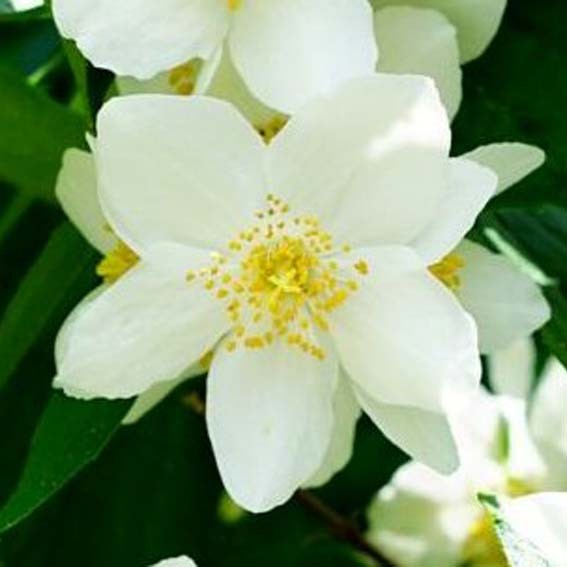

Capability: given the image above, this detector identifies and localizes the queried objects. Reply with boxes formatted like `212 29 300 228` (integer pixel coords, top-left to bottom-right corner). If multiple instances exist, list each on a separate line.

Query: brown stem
295 489 396 567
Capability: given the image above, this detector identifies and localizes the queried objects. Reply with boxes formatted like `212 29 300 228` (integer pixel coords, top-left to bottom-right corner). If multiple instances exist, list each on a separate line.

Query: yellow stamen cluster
227 0 242 10
96 241 139 284
168 60 202 95
256 115 288 144
429 252 465 291
186 195 369 359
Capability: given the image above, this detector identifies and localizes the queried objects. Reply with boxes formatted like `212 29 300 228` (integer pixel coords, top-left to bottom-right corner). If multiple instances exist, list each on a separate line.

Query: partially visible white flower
499 492 567 566
9 0 43 10
119 4 464 122
151 557 196 567
367 355 567 567
52 0 377 114
54 74 485 512
373 0 508 63
411 143 550 354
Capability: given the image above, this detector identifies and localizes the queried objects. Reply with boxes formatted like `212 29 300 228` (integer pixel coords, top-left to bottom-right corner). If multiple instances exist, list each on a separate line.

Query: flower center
186 195 369 359
429 252 465 291
96 241 139 284
227 0 241 10
168 60 202 95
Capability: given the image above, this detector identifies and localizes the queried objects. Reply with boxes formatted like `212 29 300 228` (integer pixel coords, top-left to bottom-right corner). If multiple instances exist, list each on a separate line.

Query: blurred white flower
51 0 377 114
367 349 567 567
54 74 486 512
151 557 196 567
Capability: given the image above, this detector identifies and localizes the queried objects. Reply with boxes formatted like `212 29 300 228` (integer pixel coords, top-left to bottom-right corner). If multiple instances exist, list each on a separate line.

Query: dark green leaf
0 66 86 200
0 222 97 390
541 288 567 371
0 393 131 534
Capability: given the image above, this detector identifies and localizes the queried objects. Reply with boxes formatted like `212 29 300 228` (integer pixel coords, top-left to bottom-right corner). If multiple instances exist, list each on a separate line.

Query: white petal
464 143 546 194
52 0 228 79
367 461 475 567
122 360 205 425
228 0 377 113
530 359 567 473
207 340 338 513
488 338 535 399
329 246 480 412
496 396 547 482
502 493 567 566
206 48 282 131
374 0 507 63
303 371 361 488
374 6 462 119
354 383 459 473
412 157 496 264
55 149 116 254
54 246 229 399
268 74 451 248
96 95 266 253
456 240 551 353
152 557 197 567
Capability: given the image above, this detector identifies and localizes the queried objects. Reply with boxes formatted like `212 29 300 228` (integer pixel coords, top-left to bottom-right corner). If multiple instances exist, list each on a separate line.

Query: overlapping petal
53 0 229 79
329 246 480 412
55 149 116 254
229 0 377 113
304 372 361 488
374 6 462 119
55 246 229 399
464 142 546 194
355 384 460 473
374 0 507 63
207 339 338 512
96 95 266 253
412 157 496 264
268 74 451 248
456 241 550 353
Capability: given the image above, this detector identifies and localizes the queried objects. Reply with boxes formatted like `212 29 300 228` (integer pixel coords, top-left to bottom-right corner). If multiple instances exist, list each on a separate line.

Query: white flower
498 492 567 566
151 557 196 567
52 0 377 114
373 0 508 63
54 74 487 512
412 143 550 353
116 0 507 125
116 3 465 130
367 348 567 567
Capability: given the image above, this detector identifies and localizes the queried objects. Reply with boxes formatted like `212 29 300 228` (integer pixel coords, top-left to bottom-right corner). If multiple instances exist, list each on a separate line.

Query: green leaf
0 66 86 200
0 393 131 534
0 222 97 390
541 288 567 371
452 0 567 209
62 39 115 127
479 493 553 567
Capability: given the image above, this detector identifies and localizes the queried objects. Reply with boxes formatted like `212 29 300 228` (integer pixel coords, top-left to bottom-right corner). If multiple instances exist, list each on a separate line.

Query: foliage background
0 0 565 565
